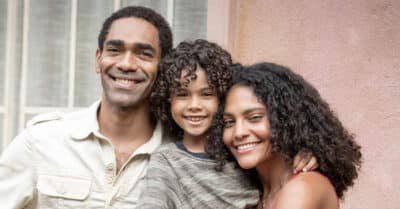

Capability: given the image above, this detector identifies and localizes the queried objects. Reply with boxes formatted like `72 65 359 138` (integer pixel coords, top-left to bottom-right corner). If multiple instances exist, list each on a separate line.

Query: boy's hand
293 151 318 174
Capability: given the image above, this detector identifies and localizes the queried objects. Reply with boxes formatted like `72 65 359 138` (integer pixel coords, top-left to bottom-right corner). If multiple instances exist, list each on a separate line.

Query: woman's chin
237 160 257 170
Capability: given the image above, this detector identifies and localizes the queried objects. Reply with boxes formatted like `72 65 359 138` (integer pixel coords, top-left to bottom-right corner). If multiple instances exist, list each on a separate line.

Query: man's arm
293 150 319 173
0 130 36 209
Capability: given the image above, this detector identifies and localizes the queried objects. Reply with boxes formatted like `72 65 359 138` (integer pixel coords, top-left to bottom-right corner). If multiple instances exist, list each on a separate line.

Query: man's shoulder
27 107 92 127
27 112 65 127
25 107 94 139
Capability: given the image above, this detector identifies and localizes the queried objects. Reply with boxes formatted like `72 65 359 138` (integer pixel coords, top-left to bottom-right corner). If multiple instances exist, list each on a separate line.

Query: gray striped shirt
137 142 260 209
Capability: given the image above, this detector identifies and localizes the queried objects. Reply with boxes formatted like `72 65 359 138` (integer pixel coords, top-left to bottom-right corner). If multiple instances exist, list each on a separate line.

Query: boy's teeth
187 116 204 121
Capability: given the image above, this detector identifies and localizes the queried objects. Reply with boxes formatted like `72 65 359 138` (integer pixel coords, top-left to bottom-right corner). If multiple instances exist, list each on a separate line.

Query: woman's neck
256 155 293 203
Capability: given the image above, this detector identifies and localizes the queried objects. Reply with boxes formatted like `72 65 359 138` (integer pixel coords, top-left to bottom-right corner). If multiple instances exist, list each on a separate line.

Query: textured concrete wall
208 0 400 208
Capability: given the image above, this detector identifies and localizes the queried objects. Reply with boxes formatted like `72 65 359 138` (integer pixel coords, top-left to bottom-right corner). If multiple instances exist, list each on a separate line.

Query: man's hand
293 151 318 174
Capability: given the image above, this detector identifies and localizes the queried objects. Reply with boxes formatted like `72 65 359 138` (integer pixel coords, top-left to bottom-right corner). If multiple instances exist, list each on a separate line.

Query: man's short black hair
98 6 173 58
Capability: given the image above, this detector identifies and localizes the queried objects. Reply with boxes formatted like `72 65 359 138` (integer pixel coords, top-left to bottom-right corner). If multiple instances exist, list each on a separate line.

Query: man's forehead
105 17 160 50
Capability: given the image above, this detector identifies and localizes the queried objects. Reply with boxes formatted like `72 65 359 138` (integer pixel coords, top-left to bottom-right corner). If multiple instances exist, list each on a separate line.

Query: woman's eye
223 119 234 128
248 115 263 122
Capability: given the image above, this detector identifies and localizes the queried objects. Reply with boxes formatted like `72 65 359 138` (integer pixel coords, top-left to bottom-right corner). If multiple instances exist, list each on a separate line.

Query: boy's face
170 68 218 141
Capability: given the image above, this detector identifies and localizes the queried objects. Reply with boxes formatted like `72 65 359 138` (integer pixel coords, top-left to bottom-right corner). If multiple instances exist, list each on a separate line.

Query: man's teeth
237 143 257 151
116 78 134 84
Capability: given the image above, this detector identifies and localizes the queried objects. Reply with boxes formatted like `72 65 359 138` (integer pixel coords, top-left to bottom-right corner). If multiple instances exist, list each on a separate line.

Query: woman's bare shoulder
275 172 338 209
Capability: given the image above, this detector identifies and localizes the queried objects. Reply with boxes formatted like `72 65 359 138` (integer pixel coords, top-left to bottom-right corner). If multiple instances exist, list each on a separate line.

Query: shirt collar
133 121 163 155
69 101 163 154
69 100 101 140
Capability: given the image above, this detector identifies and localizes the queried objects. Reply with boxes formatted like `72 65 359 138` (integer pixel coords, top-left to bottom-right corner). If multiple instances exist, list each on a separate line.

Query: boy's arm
0 130 36 209
138 151 181 209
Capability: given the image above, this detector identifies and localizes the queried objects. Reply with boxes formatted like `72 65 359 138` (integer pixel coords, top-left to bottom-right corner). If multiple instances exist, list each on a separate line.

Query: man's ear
95 48 101 73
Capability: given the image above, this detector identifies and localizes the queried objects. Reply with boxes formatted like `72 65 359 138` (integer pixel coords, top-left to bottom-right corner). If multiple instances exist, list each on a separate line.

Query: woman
212 62 362 209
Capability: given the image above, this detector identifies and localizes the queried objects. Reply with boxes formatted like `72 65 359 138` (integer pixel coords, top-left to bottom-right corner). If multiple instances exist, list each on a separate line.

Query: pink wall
208 0 400 208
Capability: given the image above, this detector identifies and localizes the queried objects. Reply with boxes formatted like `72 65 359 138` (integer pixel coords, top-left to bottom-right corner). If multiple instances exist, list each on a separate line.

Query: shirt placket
94 133 122 208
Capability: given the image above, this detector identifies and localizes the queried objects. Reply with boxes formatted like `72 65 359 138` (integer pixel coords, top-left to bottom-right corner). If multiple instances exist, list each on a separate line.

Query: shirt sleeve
0 130 36 209
137 151 182 209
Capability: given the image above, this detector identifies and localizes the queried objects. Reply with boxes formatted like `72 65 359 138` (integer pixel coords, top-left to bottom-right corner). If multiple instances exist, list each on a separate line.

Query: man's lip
110 75 145 83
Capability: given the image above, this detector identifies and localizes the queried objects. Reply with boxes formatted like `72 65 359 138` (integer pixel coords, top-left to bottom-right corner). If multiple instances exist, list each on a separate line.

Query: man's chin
105 96 141 109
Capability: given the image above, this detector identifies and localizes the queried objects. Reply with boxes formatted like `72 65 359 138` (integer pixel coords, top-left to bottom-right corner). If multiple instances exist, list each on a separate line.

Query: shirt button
107 176 114 184
106 163 114 171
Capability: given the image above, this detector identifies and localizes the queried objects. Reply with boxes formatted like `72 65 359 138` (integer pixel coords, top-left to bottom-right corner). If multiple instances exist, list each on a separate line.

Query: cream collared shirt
0 101 163 209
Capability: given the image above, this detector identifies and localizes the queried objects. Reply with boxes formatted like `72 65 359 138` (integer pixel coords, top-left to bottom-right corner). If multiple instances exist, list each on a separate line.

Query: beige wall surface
208 0 399 208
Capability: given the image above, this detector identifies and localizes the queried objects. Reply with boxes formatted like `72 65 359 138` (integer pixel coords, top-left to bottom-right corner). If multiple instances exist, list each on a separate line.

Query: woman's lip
234 142 260 154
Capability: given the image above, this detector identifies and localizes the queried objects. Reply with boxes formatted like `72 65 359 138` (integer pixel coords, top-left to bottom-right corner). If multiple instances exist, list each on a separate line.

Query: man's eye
107 47 118 52
175 92 188 97
139 51 154 59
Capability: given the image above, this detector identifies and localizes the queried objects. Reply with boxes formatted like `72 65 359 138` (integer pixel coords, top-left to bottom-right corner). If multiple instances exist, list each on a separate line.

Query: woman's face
223 85 272 169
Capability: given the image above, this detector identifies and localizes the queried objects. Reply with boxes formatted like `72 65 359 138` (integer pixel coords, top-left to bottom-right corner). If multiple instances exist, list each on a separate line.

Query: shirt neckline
175 141 210 159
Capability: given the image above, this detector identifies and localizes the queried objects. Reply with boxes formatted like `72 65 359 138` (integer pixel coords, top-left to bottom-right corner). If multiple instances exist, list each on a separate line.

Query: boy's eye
202 91 215 96
201 88 216 97
176 93 188 97
174 90 188 97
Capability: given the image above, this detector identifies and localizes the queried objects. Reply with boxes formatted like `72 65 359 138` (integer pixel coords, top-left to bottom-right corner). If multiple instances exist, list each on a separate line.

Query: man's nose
116 52 137 71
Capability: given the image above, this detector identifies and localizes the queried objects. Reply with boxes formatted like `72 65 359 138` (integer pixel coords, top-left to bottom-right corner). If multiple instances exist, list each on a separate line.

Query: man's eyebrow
134 43 156 53
105 39 124 47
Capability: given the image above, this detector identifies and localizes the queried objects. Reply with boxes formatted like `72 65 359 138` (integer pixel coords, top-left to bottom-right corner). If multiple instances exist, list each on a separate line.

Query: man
0 6 172 209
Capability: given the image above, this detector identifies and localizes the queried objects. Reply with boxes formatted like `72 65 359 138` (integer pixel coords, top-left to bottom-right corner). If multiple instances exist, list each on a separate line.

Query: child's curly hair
209 62 362 198
150 39 232 143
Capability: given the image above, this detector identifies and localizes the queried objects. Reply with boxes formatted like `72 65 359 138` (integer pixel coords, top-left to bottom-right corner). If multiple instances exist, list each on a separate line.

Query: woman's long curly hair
150 39 232 143
209 62 362 198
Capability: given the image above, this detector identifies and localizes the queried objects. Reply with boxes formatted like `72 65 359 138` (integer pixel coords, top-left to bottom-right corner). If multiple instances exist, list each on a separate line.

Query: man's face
96 17 161 108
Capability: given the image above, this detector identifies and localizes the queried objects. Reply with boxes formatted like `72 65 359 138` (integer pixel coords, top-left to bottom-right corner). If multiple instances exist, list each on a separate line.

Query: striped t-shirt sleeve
137 151 182 209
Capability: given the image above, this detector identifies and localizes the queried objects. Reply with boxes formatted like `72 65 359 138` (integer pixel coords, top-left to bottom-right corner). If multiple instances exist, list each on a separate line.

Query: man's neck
98 99 155 172
98 99 155 145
